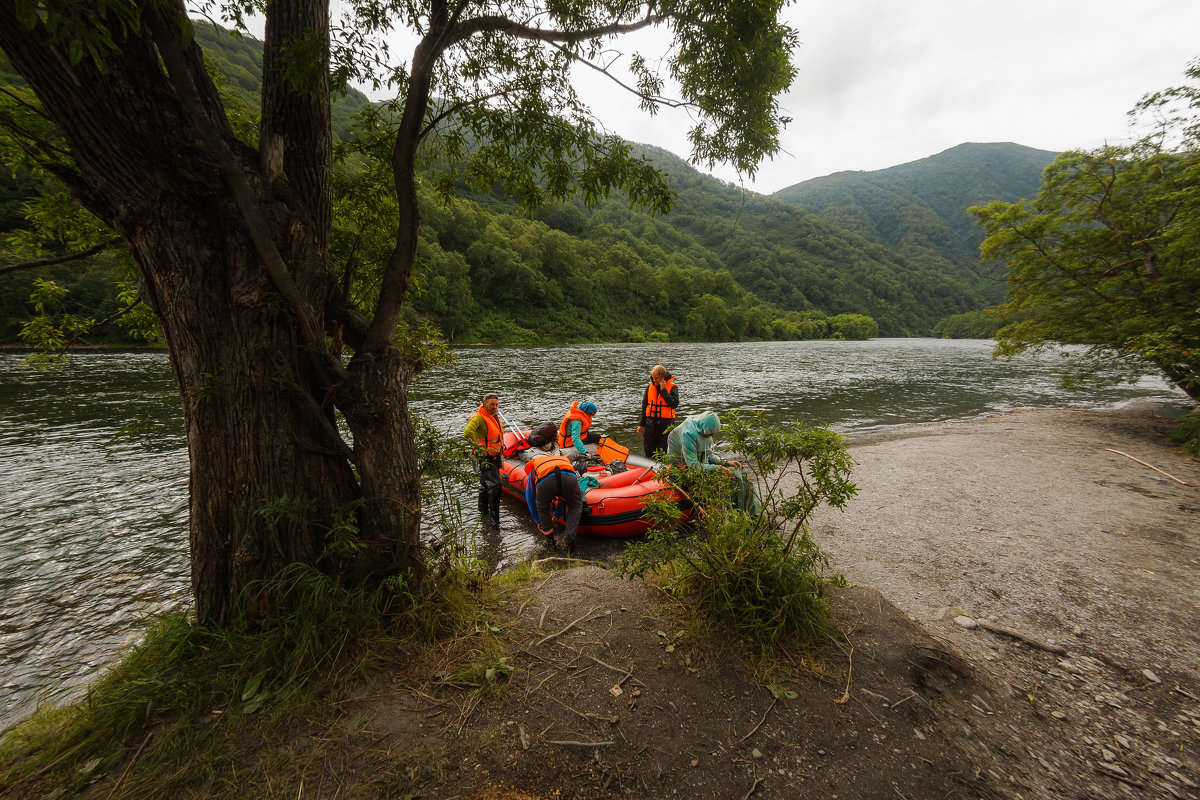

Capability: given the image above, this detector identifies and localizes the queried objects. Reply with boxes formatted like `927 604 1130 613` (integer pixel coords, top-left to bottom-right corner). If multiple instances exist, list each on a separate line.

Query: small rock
690 759 699 767
752 749 763 760
1142 669 1161 683
1114 735 1132 749
1073 625 1083 636
1101 748 1116 762
817 749 826 756
1051 711 1067 720
954 615 978 630
1099 762 1128 777
1057 659 1082 675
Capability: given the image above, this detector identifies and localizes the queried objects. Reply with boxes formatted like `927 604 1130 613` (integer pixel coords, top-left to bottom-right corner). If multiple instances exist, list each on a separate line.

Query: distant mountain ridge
773 143 1057 302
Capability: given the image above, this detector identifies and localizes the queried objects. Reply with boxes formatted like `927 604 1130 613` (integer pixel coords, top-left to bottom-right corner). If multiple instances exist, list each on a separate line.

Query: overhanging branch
0 238 123 277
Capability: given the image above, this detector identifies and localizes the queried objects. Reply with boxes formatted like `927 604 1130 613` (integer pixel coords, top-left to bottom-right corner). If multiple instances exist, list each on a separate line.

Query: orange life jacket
557 402 593 449
471 406 504 456
644 376 677 420
530 454 576 485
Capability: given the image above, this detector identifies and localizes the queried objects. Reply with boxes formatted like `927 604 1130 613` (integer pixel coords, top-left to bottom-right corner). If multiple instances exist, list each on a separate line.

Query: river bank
4 404 1197 799
350 403 1200 799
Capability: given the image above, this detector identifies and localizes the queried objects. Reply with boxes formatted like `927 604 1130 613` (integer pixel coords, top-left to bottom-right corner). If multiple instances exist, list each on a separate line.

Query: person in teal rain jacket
666 411 760 514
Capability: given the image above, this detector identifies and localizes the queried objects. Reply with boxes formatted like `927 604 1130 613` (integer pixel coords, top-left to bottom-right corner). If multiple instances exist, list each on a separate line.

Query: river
0 338 1190 728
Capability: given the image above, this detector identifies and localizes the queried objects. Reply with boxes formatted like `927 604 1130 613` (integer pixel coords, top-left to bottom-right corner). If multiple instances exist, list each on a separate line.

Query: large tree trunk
0 0 425 624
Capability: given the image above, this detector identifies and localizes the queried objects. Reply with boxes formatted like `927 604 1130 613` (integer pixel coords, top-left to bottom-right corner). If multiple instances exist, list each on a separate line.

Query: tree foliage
971 61 1200 402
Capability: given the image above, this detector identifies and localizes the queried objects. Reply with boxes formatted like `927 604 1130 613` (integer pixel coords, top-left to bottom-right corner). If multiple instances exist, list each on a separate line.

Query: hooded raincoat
666 412 760 514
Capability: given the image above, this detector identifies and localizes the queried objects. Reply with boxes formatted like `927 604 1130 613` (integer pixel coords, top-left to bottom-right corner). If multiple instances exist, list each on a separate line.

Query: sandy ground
810 404 1200 676
807 403 1200 799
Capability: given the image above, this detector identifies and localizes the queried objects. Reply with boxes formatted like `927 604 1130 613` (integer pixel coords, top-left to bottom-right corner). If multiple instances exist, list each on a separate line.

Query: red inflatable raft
497 431 691 538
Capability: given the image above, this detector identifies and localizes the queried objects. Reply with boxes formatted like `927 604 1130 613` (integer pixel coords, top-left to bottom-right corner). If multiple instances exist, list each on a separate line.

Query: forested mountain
1 24 1026 344
774 143 1057 303
461 143 990 336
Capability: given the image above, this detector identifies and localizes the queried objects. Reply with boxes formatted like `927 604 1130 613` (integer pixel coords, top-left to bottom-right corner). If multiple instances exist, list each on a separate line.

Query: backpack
525 422 558 448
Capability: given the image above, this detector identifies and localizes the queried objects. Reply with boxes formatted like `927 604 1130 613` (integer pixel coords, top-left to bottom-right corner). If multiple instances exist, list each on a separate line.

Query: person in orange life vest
557 400 600 455
524 454 583 548
463 392 504 528
636 365 679 458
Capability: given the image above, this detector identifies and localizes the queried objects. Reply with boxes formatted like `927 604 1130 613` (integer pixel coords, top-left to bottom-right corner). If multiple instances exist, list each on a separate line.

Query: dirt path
347 404 1199 800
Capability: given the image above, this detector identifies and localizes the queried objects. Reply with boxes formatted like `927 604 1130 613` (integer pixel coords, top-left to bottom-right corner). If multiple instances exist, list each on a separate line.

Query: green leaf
766 683 797 700
242 670 267 701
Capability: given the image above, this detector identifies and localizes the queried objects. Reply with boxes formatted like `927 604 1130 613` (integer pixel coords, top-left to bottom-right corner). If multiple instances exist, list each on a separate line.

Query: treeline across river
0 178 882 346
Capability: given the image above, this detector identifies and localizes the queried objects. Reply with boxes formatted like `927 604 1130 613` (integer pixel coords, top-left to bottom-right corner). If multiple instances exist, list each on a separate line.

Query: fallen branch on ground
1105 448 1189 485
545 739 614 747
534 607 599 648
976 619 1068 655
737 697 776 742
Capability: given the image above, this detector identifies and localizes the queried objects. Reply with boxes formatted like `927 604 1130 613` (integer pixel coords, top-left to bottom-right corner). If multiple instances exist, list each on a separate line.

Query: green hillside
1 24 1023 344
773 143 1057 302
463 143 990 336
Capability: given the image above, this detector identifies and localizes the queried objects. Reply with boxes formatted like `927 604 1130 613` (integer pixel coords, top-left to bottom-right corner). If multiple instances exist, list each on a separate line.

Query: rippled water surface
0 340 1189 728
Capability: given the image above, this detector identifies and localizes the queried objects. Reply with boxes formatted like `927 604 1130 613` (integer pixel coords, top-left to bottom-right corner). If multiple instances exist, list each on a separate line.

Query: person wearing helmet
666 411 759 514
557 400 601 455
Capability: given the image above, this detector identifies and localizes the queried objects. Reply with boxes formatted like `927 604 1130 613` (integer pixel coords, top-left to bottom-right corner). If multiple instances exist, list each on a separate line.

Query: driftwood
976 619 1068 655
1105 448 1189 486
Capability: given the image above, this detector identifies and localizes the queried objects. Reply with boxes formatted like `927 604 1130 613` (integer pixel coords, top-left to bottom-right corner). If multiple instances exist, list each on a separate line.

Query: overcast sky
242 1 1200 195
566 0 1200 194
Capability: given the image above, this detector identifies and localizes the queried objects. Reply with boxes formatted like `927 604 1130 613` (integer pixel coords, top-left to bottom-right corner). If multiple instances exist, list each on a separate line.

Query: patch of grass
0 563 489 800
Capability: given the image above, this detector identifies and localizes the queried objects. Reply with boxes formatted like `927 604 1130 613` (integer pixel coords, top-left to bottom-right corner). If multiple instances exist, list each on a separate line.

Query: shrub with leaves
618 411 857 653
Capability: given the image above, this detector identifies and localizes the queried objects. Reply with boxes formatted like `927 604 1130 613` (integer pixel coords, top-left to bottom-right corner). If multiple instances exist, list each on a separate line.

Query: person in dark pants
464 392 504 528
525 454 584 548
637 365 679 458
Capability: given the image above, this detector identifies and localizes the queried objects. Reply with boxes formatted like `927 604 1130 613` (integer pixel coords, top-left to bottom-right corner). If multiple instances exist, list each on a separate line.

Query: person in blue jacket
524 453 584 548
666 411 760 514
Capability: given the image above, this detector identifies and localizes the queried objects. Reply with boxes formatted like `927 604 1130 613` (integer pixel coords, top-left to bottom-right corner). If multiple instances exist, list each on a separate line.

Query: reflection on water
0 339 1189 727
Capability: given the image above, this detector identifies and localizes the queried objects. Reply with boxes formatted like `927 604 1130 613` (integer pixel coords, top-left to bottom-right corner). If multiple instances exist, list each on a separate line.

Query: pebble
1101 748 1116 762
1142 669 1161 683
953 615 978 630
1050 711 1067 720
752 749 763 760
1099 762 1128 777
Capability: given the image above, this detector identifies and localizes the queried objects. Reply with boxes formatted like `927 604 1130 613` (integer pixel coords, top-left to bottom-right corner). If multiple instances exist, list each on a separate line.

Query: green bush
1171 409 1200 458
618 411 857 654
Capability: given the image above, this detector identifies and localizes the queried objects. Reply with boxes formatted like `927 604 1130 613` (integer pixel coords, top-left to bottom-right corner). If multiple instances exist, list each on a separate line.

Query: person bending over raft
666 411 761 515
558 400 601 455
524 454 583 548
